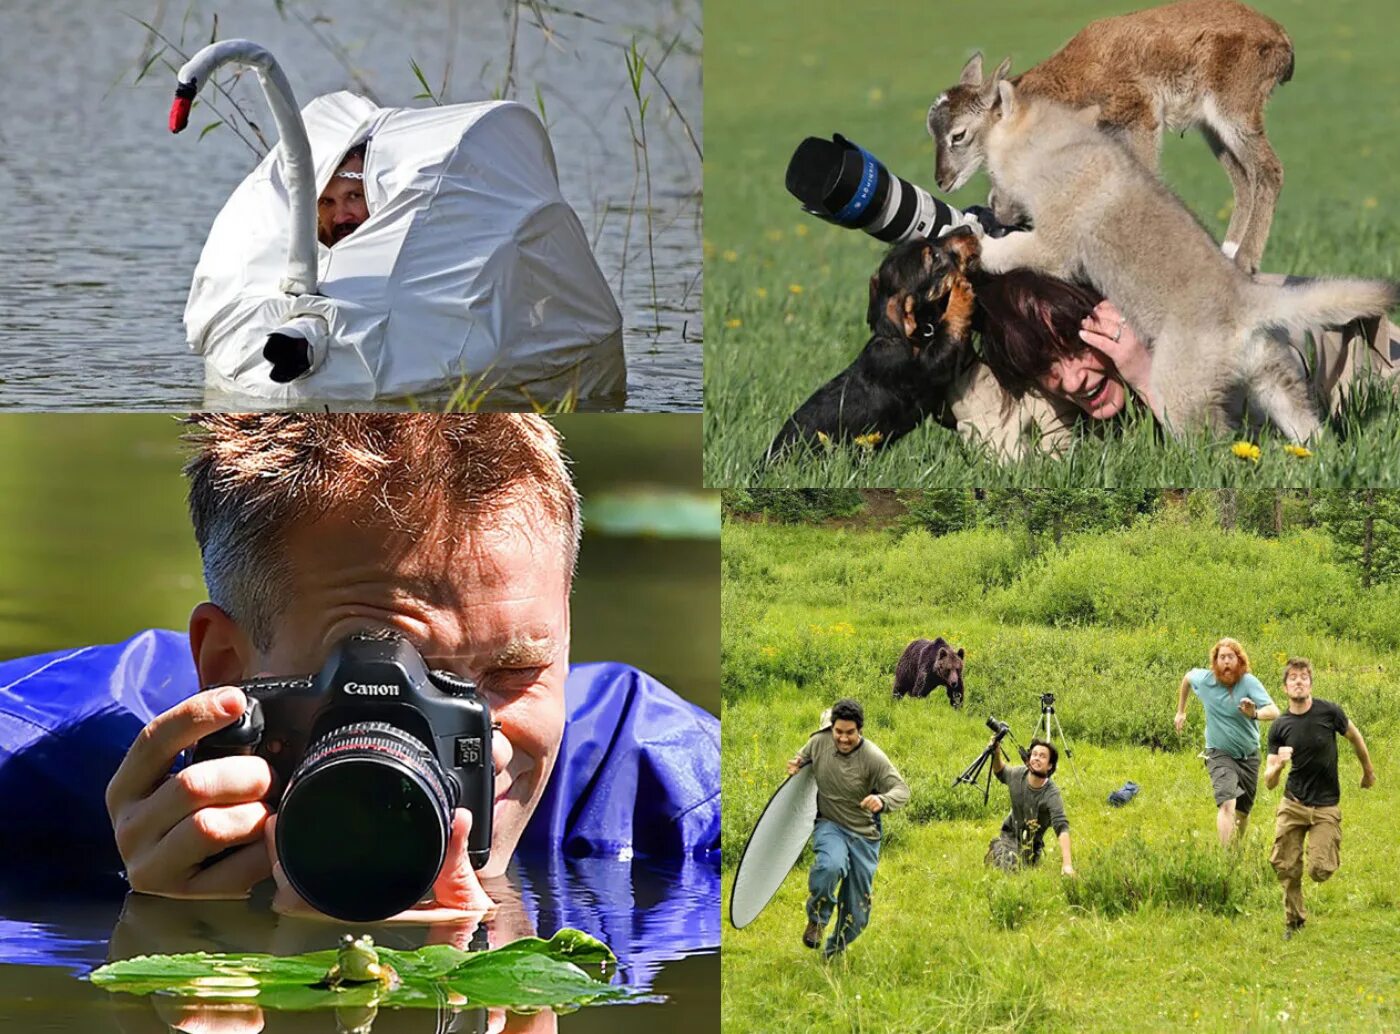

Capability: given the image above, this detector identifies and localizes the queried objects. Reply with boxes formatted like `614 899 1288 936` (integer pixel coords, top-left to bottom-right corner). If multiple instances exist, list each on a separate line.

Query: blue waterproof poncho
0 630 719 869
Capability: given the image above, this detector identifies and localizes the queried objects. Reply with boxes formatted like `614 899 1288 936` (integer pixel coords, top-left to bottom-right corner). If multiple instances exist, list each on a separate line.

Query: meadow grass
722 517 1400 1032
703 0 1400 487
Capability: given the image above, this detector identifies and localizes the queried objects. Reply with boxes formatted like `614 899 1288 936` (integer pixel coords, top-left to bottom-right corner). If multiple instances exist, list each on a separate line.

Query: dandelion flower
725 318 742 329
853 431 884 449
765 229 784 243
789 283 804 295
1231 441 1261 463
755 287 768 299
1364 197 1379 210
722 249 739 263
816 430 833 450
1283 444 1312 458
795 224 809 237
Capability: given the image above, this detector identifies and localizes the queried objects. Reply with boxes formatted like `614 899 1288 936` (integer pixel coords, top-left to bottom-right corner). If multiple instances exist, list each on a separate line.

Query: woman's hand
1079 301 1157 412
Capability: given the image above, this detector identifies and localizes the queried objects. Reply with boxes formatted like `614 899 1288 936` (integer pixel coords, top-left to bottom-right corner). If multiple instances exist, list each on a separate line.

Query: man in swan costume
172 40 626 404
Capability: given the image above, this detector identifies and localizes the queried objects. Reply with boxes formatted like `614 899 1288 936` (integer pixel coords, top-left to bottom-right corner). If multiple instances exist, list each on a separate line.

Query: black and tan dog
758 228 980 467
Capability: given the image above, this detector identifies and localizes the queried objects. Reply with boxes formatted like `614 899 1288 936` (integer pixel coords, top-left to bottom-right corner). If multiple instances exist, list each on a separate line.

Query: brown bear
892 637 966 708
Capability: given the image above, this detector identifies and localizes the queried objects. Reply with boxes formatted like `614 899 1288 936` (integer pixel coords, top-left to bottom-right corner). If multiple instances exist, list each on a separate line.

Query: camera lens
276 720 457 922
786 134 961 245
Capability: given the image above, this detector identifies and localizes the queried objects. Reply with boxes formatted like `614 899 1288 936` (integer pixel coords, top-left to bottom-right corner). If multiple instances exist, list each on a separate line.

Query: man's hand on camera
105 687 274 899
860 794 884 813
265 807 495 921
1173 711 1187 735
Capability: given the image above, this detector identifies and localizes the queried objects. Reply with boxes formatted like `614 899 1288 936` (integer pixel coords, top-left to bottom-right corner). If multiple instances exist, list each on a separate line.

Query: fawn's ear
1074 103 1102 127
982 56 1012 104
997 79 1017 118
959 51 984 87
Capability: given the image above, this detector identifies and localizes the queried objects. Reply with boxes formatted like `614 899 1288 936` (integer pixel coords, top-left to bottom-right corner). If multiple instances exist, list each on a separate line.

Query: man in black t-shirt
1264 658 1377 938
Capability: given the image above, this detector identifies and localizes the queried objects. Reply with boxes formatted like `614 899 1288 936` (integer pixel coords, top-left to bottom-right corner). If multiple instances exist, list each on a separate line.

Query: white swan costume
172 41 625 404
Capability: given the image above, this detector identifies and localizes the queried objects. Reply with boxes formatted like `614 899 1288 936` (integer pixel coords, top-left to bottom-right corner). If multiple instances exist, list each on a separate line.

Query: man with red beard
1175 637 1281 846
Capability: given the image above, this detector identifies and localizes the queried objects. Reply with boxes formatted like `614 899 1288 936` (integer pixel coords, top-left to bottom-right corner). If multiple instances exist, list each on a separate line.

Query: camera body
986 716 1011 739
193 633 493 920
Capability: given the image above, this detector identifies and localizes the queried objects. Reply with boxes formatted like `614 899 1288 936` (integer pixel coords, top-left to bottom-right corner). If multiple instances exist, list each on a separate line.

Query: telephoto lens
786 134 960 244
276 720 458 922
986 716 1011 737
785 134 1019 244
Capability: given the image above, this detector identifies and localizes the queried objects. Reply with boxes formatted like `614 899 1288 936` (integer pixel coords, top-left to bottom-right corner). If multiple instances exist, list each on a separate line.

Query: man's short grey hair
184 414 581 650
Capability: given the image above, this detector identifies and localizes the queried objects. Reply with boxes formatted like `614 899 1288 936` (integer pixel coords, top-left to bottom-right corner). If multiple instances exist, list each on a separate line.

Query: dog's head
867 228 981 342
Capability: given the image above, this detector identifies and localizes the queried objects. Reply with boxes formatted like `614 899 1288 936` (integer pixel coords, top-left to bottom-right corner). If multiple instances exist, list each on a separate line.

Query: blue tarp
0 630 720 868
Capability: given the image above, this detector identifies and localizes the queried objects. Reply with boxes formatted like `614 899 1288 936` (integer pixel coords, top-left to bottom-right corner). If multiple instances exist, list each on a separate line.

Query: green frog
323 934 399 991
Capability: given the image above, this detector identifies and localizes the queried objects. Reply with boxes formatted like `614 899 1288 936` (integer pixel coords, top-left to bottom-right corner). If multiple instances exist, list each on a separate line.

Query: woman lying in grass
950 268 1400 459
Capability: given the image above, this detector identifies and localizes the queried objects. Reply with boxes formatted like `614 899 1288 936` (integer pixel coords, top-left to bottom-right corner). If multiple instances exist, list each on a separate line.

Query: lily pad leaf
88 928 640 1011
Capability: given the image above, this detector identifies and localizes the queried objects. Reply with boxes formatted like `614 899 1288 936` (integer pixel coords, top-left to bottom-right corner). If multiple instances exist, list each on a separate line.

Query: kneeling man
986 736 1074 875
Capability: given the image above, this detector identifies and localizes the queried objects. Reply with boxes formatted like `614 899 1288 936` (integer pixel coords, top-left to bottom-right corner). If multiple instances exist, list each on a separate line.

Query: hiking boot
802 921 823 949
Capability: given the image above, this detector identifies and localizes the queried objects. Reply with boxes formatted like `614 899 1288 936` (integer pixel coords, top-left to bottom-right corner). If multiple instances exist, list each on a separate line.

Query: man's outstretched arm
1174 675 1193 734
1344 722 1377 789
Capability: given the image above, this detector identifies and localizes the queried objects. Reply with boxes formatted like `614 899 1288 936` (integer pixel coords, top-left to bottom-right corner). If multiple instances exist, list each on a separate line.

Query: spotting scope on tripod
1030 692 1079 784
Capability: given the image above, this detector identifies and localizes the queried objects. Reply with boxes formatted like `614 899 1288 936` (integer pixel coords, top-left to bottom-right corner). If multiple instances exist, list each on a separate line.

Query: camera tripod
953 723 1021 804
1030 692 1079 783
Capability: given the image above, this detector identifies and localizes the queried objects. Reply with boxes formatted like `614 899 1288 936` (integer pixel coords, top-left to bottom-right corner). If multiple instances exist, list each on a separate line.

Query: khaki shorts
1204 749 1260 812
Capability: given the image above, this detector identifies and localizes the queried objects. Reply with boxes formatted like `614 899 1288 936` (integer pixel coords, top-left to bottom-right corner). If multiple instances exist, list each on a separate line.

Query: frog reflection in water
323 934 401 991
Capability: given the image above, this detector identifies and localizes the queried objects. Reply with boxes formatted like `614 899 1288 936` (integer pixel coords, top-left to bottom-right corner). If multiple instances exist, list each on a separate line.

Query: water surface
0 855 718 1033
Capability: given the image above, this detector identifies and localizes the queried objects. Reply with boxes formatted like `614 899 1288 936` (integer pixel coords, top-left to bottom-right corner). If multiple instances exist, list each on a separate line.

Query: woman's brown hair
972 270 1104 399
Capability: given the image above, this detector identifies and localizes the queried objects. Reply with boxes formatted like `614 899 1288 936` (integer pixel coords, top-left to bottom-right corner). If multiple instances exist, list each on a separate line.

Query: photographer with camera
985 725 1074 876
0 415 718 930
786 698 908 959
1175 637 1280 847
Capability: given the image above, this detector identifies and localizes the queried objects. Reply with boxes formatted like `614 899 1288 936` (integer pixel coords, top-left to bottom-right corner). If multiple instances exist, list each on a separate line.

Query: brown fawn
926 0 1293 273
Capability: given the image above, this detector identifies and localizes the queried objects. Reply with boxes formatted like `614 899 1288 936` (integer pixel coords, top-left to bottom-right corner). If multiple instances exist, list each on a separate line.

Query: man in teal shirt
1175 637 1280 846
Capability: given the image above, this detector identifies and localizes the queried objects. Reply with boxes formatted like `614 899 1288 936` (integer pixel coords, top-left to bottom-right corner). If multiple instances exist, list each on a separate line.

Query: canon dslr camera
193 632 493 922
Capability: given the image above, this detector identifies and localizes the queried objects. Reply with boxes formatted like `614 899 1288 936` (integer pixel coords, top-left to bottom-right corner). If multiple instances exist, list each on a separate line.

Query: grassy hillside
722 515 1400 1032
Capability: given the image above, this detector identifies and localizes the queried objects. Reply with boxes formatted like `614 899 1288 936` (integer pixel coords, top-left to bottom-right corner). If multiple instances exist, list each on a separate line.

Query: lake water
0 0 702 412
0 855 718 1033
